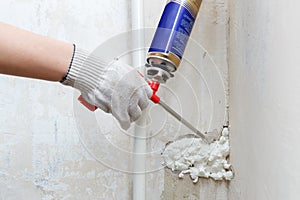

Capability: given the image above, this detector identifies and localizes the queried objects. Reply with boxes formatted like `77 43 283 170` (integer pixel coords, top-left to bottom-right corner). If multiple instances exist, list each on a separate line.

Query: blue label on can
149 1 195 61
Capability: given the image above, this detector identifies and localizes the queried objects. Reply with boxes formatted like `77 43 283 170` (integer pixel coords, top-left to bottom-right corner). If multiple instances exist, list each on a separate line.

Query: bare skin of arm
0 21 73 81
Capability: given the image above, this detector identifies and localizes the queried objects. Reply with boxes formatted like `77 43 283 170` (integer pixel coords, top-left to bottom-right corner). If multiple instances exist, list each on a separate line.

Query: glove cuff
61 44 106 92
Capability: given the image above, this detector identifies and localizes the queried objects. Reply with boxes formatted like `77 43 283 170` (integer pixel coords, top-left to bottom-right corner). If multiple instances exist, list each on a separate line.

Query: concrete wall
0 1 133 199
229 0 300 199
0 0 229 199
160 0 230 199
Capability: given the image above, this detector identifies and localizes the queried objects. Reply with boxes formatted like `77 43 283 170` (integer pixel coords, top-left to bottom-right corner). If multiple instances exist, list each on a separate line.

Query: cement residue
162 128 233 182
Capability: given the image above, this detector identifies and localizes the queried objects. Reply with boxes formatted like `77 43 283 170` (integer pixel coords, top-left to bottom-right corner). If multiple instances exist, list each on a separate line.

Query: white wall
0 1 133 199
0 0 230 199
229 0 300 199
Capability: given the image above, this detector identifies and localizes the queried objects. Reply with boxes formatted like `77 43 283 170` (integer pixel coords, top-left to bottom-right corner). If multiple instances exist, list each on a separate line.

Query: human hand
61 45 152 130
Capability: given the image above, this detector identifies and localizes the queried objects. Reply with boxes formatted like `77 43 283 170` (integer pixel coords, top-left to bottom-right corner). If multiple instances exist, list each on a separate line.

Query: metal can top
168 0 202 18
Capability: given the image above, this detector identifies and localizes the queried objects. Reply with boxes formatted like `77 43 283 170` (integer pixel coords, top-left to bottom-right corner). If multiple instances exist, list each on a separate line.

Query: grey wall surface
0 0 229 199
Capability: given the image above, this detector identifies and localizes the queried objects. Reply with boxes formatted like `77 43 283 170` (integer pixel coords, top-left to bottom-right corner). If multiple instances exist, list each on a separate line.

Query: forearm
0 21 73 81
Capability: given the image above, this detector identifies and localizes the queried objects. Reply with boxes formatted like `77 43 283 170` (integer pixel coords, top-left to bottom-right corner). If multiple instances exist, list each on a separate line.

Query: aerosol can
79 0 219 143
145 0 220 142
146 0 202 84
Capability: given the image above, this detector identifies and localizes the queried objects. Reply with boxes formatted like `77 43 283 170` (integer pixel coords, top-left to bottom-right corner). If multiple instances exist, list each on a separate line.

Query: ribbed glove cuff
60 44 106 92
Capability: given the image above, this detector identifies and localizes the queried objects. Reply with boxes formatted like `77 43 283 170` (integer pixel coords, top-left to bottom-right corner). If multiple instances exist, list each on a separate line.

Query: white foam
162 128 233 182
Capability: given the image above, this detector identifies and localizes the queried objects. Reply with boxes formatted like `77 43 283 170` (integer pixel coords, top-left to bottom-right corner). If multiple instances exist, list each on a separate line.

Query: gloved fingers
138 91 150 111
84 90 110 113
120 120 131 130
128 103 142 122
115 114 131 130
144 84 153 99
133 72 153 99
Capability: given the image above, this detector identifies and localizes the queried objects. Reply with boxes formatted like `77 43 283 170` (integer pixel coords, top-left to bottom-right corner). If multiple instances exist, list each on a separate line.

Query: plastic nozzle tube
147 81 213 143
78 82 215 143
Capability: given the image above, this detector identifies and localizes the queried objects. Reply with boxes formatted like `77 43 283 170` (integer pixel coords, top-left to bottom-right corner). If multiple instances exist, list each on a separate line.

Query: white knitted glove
61 45 152 130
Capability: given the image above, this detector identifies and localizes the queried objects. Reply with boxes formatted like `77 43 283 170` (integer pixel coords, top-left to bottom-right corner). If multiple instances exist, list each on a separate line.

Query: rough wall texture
160 0 230 199
162 169 229 200
0 1 132 199
0 0 229 199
